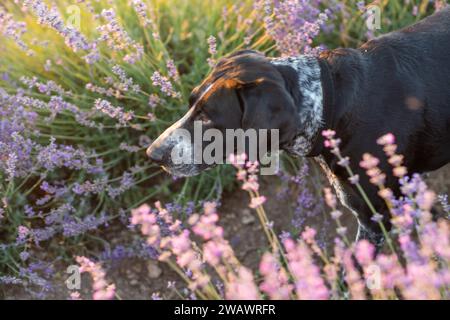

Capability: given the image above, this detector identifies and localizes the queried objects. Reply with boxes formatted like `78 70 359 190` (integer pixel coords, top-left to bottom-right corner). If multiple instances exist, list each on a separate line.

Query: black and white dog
147 8 450 246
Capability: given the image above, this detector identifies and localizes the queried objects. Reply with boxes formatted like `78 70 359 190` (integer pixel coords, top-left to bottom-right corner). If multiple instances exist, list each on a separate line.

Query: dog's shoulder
401 6 450 34
365 8 450 61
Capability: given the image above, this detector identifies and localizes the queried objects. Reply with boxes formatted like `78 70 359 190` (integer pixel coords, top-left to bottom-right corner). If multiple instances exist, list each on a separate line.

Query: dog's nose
146 144 166 164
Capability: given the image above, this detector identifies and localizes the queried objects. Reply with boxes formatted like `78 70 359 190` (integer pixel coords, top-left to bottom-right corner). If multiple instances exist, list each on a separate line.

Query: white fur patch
270 56 324 155
148 84 217 177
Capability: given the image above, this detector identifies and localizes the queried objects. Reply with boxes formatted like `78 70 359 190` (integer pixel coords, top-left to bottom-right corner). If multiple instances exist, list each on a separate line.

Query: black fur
314 8 450 235
147 8 450 244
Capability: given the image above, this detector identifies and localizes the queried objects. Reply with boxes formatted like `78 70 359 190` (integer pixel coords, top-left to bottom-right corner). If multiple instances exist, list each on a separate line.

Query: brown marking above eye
189 82 217 109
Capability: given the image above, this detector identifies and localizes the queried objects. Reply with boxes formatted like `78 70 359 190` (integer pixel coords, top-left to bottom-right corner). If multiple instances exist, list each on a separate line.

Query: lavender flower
131 0 152 26
36 137 104 173
148 94 161 108
94 98 134 125
207 35 217 55
111 65 141 93
23 0 96 62
97 8 143 64
63 213 109 237
20 76 70 96
0 276 23 285
130 0 160 39
166 59 180 82
107 171 134 199
151 71 181 98
261 0 332 55
0 6 34 55
17 225 30 242
207 35 217 67
119 142 141 153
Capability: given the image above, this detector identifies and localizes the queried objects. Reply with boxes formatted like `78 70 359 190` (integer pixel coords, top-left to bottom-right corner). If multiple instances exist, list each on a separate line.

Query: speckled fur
270 55 324 155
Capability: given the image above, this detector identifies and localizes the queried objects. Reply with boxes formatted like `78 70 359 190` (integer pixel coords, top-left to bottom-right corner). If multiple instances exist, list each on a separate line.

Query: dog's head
146 50 306 176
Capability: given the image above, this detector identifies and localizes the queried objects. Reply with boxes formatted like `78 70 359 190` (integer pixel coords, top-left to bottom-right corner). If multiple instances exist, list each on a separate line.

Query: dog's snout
146 144 166 164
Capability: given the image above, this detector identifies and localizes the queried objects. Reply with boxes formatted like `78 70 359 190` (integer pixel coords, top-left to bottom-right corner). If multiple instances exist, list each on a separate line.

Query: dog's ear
237 79 301 147
271 64 302 104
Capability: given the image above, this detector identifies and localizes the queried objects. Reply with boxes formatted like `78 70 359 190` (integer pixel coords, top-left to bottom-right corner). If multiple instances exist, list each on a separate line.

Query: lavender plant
0 0 447 299
129 133 450 300
0 0 265 296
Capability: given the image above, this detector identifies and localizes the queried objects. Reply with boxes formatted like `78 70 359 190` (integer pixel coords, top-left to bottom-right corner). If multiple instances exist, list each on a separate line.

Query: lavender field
0 0 449 300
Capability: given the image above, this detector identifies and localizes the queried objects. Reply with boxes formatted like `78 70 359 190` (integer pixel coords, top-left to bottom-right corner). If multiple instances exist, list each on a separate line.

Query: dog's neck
270 55 333 157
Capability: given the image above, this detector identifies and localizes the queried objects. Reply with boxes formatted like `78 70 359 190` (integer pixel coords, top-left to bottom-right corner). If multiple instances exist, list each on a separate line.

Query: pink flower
417 190 436 211
70 291 81 300
323 188 337 208
369 172 386 186
203 241 230 266
393 166 408 177
342 250 366 299
192 202 223 240
249 196 266 209
226 267 260 300
284 240 329 300
322 129 336 139
171 230 191 255
355 240 375 265
378 188 393 200
359 153 379 169
388 154 404 166
228 153 247 166
236 170 247 181
176 250 195 268
17 225 30 240
323 138 341 149
130 203 160 245
242 179 259 192
301 226 317 243
76 256 115 300
230 154 261 192
259 253 292 299
376 133 395 145
203 201 217 215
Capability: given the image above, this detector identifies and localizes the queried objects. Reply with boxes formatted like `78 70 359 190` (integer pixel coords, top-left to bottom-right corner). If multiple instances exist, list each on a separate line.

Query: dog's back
318 8 450 240
355 7 450 172
397 7 450 170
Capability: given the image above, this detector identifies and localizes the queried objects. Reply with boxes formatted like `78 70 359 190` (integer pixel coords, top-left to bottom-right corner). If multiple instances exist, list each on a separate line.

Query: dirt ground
3 164 449 300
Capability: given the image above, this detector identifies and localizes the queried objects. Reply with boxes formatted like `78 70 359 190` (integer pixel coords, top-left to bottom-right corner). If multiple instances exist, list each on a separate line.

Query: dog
147 7 450 247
